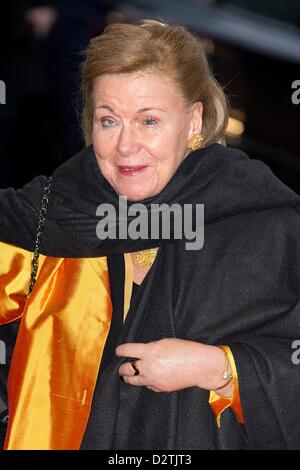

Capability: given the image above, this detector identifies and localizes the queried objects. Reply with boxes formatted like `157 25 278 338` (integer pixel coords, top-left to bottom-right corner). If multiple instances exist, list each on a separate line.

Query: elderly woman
0 20 300 450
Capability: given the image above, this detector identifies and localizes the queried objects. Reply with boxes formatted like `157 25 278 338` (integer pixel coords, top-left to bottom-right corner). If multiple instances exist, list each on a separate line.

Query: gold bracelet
214 346 233 391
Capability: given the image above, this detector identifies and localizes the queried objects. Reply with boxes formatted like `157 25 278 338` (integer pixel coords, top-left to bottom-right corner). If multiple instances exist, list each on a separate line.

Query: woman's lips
118 165 148 176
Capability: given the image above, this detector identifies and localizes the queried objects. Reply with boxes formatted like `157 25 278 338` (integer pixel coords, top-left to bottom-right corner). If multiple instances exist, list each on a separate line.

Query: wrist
214 379 233 398
195 345 233 391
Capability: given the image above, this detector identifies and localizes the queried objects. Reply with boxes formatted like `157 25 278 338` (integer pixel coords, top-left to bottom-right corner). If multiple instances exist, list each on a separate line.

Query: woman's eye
101 118 115 127
144 117 157 126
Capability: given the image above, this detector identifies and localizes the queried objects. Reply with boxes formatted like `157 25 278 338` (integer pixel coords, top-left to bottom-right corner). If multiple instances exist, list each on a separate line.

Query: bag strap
27 176 53 298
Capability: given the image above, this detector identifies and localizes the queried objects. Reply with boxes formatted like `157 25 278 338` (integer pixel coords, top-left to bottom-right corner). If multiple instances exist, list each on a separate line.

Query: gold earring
187 134 204 151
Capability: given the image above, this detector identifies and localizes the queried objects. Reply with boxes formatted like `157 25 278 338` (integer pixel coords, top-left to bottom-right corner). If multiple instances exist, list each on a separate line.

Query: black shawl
1 143 300 449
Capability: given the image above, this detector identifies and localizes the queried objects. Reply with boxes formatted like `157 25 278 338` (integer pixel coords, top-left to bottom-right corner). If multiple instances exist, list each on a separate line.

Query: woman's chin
119 185 156 202
124 192 152 202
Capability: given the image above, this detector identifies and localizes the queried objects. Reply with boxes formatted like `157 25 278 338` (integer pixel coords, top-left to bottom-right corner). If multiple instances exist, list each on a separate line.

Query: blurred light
226 116 245 137
201 38 216 55
226 108 246 139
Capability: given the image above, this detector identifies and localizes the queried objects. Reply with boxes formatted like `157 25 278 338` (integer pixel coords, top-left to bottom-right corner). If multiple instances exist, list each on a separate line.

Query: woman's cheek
93 141 116 165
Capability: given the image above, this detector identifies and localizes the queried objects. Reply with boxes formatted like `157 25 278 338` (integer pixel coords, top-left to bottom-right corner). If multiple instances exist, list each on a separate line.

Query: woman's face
92 72 203 201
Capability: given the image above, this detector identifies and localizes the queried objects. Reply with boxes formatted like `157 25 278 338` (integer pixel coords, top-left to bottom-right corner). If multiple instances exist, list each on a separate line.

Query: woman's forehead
93 72 185 110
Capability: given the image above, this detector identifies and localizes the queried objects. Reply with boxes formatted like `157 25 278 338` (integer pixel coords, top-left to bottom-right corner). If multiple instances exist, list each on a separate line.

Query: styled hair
81 19 228 146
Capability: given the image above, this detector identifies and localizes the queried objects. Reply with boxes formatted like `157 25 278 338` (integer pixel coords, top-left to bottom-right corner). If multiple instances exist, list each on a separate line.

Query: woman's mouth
118 165 148 176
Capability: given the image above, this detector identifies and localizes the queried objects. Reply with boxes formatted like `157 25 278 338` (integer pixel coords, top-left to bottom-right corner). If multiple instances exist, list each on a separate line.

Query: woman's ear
188 101 203 139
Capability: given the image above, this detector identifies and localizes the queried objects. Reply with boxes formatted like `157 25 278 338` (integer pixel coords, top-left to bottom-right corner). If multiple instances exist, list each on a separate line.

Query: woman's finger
122 374 146 387
115 342 147 358
119 360 143 377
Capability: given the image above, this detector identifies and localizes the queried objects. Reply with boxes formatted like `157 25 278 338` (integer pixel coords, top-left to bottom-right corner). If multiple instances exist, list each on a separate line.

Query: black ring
130 361 140 376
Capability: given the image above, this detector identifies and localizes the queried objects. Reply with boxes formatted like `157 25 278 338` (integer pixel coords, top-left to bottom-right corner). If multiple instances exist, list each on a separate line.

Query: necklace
131 247 159 269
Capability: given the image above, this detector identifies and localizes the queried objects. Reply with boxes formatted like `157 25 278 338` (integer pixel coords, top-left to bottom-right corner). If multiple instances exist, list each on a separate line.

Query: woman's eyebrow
95 104 114 111
95 104 167 113
137 107 167 113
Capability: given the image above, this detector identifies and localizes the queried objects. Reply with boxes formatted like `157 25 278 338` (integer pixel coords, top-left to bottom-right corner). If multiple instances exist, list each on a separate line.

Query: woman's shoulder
203 143 300 224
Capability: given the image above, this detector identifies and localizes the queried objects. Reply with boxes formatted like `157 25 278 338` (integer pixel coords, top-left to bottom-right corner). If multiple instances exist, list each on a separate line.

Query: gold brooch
131 247 159 269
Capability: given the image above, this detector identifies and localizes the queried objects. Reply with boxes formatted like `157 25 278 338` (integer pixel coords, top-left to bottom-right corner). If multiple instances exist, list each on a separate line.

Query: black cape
1 143 300 449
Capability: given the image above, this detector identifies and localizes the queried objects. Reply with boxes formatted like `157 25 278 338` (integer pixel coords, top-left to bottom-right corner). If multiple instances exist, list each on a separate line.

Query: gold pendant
131 247 159 269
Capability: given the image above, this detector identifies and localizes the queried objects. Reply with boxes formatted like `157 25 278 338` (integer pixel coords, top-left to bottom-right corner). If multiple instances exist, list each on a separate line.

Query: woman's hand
115 338 232 394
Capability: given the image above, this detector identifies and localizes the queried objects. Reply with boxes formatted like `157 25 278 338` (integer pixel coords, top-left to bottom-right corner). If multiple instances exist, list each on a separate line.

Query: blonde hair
81 19 228 146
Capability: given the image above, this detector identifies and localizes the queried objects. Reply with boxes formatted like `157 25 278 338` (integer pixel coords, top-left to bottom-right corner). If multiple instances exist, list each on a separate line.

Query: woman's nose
117 124 141 156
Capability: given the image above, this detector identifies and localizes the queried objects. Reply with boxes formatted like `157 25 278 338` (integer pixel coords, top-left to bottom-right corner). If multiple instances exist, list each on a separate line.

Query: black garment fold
98 254 125 377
